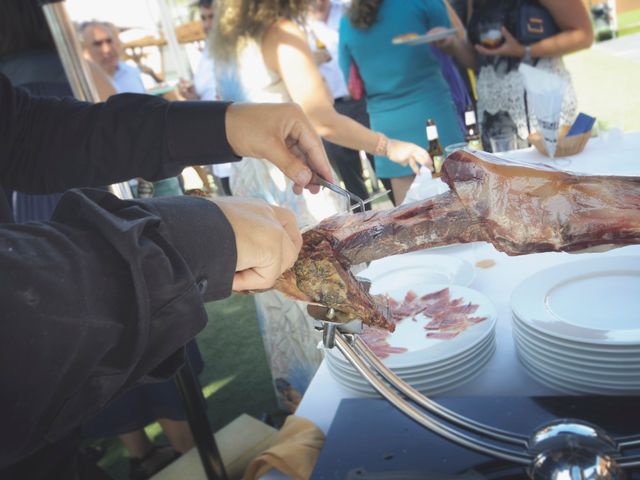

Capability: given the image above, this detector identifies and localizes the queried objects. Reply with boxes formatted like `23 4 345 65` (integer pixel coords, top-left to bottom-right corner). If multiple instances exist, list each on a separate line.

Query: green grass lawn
564 44 640 133
96 294 279 479
618 9 640 36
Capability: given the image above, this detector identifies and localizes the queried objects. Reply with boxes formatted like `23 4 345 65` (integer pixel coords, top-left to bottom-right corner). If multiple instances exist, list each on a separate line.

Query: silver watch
522 45 533 65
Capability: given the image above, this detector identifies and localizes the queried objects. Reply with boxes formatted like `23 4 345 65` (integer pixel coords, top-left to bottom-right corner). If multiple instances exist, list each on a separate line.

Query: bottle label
433 155 443 174
465 110 476 126
426 125 438 140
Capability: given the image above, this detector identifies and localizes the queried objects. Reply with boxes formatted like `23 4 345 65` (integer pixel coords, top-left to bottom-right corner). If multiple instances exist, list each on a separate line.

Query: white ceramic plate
513 332 640 384
327 330 495 378
392 28 457 46
511 256 640 345
361 254 475 290
341 284 496 369
512 314 640 361
327 333 494 384
512 322 640 370
516 349 640 395
328 342 495 397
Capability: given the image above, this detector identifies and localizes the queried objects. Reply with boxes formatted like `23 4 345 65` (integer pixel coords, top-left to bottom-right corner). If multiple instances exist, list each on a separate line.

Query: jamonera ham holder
274 149 640 331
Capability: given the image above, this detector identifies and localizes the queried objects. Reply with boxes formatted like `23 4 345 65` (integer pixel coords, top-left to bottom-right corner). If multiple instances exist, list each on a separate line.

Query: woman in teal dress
339 0 464 201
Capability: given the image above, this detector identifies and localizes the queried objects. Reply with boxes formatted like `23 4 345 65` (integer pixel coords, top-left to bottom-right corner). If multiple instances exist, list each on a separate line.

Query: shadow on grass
95 294 280 479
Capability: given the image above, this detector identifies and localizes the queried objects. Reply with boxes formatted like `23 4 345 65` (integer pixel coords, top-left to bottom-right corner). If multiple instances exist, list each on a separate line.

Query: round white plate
512 313 640 356
361 254 475 290
327 334 494 385
516 349 640 395
384 285 495 369
511 324 640 370
511 256 640 345
328 342 495 396
327 330 495 378
353 284 496 369
513 333 640 385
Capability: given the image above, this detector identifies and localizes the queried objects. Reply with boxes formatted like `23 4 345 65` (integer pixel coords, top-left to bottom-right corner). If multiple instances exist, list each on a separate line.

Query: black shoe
129 446 180 480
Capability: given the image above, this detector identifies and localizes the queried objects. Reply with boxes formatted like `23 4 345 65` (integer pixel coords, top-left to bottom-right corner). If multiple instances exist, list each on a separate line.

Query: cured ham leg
275 150 640 330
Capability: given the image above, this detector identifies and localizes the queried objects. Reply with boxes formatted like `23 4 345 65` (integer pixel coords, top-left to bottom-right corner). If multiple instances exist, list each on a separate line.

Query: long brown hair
211 0 309 62
348 0 384 29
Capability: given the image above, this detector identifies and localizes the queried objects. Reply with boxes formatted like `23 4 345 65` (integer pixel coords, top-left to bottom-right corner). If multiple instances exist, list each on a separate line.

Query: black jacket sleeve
0 72 239 193
0 73 240 465
0 189 237 466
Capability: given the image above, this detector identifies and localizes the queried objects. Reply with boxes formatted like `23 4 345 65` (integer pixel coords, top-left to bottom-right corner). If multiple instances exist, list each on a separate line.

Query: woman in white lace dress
211 0 432 206
209 0 431 411
436 0 593 151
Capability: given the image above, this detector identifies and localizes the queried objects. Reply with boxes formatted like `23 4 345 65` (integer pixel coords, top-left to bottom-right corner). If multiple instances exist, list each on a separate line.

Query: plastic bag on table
519 63 567 158
402 167 450 205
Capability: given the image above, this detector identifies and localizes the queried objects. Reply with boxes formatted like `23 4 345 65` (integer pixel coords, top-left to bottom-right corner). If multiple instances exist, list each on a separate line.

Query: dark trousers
0 433 112 480
323 96 373 210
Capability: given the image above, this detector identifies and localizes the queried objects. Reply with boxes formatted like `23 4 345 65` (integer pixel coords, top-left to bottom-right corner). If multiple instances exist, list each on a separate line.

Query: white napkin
402 167 450 205
519 64 567 158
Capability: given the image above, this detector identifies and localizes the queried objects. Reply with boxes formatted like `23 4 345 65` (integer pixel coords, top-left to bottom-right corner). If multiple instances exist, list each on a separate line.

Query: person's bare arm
262 19 430 171
535 0 594 56
475 0 593 59
263 19 379 153
431 0 476 69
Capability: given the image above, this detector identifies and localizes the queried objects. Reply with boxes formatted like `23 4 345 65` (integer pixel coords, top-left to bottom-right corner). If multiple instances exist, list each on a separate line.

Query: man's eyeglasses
200 13 214 22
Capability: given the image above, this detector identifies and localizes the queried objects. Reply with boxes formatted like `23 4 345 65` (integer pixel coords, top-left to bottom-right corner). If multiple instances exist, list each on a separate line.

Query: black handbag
516 0 559 45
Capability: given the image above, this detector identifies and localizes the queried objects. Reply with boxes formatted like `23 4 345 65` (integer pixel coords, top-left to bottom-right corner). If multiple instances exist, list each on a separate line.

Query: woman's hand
386 140 432 174
177 79 199 100
311 48 332 65
475 26 525 58
430 26 459 56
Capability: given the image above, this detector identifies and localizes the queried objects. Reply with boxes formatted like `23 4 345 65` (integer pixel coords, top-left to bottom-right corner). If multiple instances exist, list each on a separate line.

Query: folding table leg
175 361 228 480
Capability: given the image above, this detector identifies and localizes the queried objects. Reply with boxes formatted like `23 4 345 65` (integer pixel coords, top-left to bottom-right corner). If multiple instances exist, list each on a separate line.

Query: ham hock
274 150 640 330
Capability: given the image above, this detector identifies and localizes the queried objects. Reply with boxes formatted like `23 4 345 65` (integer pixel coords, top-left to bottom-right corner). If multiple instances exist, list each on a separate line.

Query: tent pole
39 0 133 199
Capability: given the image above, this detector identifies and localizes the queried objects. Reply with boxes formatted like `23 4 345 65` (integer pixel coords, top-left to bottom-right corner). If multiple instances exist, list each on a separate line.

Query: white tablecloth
261 132 640 479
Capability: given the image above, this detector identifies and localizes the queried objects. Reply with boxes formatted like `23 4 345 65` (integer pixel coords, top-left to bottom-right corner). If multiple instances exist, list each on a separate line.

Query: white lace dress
215 38 346 411
475 56 577 148
468 0 578 150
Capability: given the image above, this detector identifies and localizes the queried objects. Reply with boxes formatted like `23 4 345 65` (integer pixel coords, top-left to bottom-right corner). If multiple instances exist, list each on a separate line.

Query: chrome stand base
316 322 637 480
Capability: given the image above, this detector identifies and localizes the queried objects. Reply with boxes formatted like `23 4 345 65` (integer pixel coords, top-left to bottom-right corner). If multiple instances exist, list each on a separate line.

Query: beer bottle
464 105 483 150
426 119 444 175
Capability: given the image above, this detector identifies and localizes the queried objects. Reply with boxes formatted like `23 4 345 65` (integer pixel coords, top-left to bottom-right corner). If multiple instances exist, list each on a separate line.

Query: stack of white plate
511 255 640 395
325 253 496 397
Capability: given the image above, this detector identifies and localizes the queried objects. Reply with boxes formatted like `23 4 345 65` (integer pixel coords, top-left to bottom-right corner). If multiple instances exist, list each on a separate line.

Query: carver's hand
225 102 333 194
212 197 302 291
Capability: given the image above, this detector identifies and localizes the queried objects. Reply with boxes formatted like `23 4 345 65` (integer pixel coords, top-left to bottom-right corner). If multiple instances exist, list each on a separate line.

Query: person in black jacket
0 66 332 476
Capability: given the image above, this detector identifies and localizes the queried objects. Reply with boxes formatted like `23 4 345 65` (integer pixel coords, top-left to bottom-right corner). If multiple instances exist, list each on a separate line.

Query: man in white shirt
178 0 232 195
180 0 217 102
80 21 147 94
308 0 372 207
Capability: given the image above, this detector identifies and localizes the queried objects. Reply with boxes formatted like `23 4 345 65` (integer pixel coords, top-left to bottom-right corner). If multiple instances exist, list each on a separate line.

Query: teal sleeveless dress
339 0 464 178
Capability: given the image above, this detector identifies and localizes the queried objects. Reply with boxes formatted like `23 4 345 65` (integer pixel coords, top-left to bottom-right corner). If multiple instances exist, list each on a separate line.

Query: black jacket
0 72 239 465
